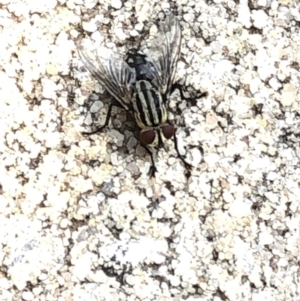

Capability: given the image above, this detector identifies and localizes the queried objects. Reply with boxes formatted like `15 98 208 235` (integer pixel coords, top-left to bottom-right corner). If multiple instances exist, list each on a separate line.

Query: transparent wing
77 38 136 109
147 14 182 96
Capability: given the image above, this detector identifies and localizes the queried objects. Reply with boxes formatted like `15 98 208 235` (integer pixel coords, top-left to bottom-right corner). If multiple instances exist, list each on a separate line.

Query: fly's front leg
170 83 208 102
173 130 192 178
141 144 157 177
82 100 123 135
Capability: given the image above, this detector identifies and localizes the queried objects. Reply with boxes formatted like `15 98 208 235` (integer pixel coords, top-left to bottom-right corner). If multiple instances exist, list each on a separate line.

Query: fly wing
147 14 182 96
77 38 136 109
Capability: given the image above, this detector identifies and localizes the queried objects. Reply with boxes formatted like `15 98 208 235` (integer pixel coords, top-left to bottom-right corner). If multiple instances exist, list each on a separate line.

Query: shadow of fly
77 14 207 177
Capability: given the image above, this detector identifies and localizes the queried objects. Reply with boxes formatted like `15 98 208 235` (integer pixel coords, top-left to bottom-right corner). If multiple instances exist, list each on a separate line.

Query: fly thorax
133 80 167 129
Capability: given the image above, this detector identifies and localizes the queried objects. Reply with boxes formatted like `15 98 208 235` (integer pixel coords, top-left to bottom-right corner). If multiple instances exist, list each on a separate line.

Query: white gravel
0 0 300 300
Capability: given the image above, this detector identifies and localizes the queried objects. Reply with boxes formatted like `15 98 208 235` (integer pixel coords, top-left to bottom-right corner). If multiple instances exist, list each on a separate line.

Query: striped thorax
133 80 167 128
132 80 174 147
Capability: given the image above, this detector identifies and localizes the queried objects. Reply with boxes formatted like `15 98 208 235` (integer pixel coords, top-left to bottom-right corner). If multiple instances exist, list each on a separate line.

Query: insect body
133 79 172 145
77 14 207 177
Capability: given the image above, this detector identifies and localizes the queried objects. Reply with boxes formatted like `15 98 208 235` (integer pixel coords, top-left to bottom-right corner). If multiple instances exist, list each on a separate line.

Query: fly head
140 124 175 149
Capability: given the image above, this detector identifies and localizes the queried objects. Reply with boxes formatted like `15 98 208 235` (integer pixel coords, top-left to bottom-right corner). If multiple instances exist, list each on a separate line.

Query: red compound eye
140 130 155 145
162 124 175 139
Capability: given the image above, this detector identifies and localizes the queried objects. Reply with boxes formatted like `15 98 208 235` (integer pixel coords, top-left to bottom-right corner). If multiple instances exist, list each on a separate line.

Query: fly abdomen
133 80 167 128
125 48 156 81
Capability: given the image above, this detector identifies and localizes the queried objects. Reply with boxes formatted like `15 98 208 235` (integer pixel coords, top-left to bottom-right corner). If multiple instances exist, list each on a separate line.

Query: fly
77 14 207 177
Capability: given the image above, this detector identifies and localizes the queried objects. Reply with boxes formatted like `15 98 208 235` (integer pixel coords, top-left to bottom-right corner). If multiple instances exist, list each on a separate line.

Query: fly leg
82 100 124 135
141 144 157 177
173 130 192 178
170 83 208 103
